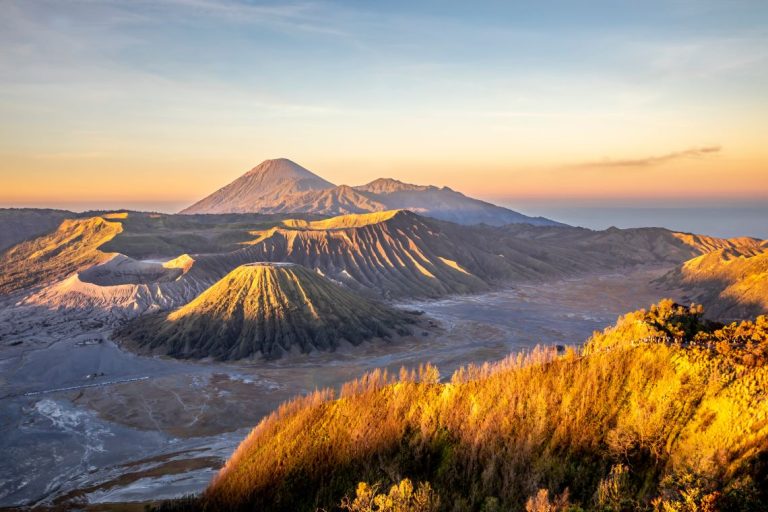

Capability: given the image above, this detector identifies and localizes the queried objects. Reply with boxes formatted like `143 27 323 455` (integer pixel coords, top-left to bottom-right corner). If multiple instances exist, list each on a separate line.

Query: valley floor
0 266 678 509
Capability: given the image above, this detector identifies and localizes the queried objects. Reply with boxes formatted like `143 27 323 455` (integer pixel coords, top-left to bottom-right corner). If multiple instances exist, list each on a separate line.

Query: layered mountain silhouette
117 262 414 360
11 210 766 320
180 158 558 226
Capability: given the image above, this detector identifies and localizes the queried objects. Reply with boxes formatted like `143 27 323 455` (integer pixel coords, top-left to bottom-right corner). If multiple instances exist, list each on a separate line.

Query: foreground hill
117 263 415 359
659 243 768 319
163 300 768 511
180 158 559 226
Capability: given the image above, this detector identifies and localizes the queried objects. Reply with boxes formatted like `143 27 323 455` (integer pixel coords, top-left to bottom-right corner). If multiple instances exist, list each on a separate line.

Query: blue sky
1 0 767 208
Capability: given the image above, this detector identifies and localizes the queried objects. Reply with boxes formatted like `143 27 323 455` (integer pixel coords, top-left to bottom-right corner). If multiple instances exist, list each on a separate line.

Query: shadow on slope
658 247 768 320
116 263 419 360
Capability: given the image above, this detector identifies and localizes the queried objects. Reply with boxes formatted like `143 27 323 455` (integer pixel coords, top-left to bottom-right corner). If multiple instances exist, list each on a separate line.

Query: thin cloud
148 0 350 36
575 146 721 169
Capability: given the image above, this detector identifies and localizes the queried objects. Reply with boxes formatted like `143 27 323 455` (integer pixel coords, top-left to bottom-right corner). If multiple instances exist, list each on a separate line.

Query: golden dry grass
187 300 768 512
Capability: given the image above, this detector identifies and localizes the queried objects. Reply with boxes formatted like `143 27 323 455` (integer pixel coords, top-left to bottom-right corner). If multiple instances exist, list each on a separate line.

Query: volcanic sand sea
0 266 679 508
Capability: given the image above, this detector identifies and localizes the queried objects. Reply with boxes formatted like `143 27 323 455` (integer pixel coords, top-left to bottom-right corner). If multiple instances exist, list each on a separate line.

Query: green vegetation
157 300 768 511
340 479 440 512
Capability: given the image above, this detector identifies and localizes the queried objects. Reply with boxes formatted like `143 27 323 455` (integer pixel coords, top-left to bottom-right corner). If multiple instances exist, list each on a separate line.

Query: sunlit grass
160 300 768 511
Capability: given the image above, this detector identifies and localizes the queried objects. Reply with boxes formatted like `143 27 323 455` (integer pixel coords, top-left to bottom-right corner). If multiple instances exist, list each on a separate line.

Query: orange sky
2 147 766 208
1 0 767 209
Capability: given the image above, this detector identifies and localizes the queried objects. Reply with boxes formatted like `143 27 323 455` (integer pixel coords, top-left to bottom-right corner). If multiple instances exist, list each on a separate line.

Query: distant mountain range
180 158 560 226
8 209 765 328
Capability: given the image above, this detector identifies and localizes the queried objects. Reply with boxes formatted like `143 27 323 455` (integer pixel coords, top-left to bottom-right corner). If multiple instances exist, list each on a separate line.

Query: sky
1 0 767 216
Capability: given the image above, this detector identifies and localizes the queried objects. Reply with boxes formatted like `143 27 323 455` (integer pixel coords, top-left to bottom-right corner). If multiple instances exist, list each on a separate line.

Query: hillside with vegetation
117 262 416 360
159 300 768 511
659 245 768 320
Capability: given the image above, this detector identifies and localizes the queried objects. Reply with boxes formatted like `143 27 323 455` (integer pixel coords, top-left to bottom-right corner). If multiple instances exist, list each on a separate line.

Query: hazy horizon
3 197 765 239
3 2 768 510
2 0 767 206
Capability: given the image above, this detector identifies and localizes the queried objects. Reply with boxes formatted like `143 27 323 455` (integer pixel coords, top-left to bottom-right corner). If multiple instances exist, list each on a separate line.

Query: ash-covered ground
0 267 678 509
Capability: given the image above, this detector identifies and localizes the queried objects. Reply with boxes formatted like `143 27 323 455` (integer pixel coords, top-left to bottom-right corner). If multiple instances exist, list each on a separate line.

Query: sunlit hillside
0 208 72 252
660 245 768 320
0 216 122 294
5 209 759 308
280 209 404 230
158 300 768 511
117 262 416 360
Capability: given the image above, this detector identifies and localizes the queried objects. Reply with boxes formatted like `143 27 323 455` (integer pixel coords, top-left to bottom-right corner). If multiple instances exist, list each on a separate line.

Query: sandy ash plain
0 265 679 509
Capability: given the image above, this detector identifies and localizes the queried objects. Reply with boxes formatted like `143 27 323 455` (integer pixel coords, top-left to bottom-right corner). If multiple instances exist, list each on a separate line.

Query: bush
340 479 440 512
192 301 768 511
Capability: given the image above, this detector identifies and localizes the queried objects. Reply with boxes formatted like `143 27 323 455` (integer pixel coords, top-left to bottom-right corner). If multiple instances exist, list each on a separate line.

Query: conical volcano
118 262 414 360
179 158 562 226
180 158 335 214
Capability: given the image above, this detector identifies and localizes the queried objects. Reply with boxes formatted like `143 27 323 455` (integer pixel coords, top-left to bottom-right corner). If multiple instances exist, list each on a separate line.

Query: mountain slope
187 301 768 511
117 263 414 360
354 178 558 226
502 223 765 264
185 211 761 301
0 215 123 295
180 159 561 226
264 184 388 216
18 210 762 321
180 159 334 214
0 208 74 252
659 243 768 319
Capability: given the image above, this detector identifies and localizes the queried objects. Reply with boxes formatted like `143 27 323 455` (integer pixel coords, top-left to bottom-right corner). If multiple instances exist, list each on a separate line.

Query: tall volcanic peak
240 158 333 189
117 262 415 360
181 158 563 226
180 158 334 214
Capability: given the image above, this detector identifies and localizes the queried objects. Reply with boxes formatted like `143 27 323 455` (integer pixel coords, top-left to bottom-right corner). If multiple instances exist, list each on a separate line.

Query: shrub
195 301 768 511
340 479 440 512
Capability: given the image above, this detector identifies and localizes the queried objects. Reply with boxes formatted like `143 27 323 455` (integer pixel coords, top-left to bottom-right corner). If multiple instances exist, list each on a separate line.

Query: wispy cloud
147 0 350 36
575 146 721 169
639 36 768 80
